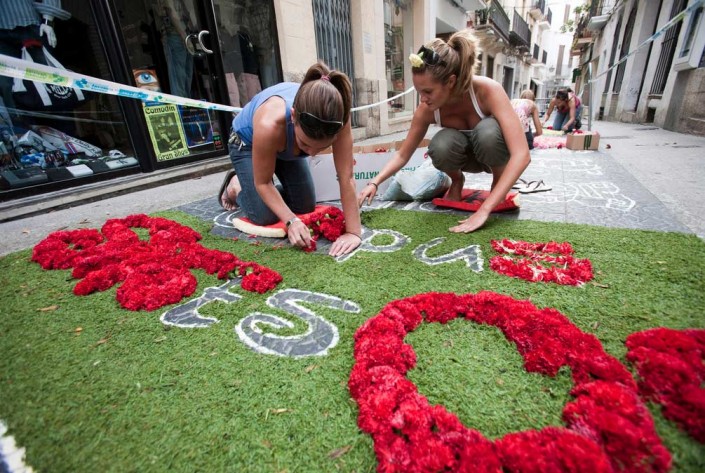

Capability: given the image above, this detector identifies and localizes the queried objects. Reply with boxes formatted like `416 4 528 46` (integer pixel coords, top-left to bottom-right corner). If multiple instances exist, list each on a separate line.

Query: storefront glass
115 0 281 163
116 0 227 163
213 0 282 109
384 0 414 119
0 0 137 196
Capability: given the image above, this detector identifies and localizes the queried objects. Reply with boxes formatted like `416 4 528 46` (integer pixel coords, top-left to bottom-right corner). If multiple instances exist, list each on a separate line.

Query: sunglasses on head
297 111 343 136
417 45 446 67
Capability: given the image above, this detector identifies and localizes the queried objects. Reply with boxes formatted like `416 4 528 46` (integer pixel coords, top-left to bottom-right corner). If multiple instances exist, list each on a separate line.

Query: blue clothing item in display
163 32 193 97
232 82 301 161
0 0 70 30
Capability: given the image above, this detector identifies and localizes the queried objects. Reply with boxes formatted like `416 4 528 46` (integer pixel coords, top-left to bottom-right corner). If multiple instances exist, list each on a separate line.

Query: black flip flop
218 170 237 210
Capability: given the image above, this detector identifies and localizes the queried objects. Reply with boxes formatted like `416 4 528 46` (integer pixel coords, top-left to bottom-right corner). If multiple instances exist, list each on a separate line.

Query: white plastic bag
382 158 450 201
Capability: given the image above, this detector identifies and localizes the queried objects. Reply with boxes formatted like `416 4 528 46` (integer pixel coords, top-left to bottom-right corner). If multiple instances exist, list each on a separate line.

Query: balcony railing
474 0 511 42
509 9 530 49
530 0 545 19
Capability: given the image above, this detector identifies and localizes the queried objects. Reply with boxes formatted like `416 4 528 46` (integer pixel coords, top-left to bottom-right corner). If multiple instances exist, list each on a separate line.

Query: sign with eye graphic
132 68 162 92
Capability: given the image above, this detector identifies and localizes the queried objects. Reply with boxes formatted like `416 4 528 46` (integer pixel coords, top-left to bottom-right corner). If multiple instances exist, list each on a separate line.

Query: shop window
1 1 137 196
384 0 414 118
673 5 705 71
115 0 280 164
214 0 282 108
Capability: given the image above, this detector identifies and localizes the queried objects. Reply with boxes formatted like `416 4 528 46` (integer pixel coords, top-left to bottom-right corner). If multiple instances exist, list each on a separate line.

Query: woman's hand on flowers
449 209 490 233
358 182 378 207
287 219 312 249
329 232 362 257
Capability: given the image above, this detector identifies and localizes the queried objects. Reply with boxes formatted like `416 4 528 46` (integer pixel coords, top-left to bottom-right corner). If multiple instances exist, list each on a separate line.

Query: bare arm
543 98 554 125
562 98 577 131
531 103 543 137
251 99 312 247
451 79 530 233
357 105 433 205
330 119 362 256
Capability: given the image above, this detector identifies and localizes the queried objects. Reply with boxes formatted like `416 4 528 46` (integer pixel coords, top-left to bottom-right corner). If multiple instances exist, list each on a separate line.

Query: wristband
367 182 378 189
348 232 362 241
285 216 301 229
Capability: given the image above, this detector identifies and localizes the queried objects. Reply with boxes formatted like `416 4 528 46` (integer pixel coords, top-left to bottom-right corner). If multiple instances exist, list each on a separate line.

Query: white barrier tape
352 87 415 111
0 53 243 113
588 0 704 83
0 53 415 114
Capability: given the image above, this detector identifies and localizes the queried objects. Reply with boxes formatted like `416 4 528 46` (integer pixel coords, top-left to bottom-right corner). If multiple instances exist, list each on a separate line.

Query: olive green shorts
427 117 510 174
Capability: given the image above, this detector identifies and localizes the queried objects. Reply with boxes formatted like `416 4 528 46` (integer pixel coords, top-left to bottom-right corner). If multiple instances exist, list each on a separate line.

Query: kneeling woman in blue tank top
219 62 362 256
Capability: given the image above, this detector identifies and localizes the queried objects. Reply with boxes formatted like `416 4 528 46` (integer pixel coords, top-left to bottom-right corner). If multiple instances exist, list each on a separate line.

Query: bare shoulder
472 76 506 100
253 96 287 137
472 76 508 114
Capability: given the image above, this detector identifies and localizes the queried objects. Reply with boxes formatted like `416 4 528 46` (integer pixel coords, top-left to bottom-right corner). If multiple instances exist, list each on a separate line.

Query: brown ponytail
293 61 353 139
412 29 479 97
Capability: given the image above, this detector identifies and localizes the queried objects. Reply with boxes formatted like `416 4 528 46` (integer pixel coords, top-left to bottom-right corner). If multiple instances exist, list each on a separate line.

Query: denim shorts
228 132 315 225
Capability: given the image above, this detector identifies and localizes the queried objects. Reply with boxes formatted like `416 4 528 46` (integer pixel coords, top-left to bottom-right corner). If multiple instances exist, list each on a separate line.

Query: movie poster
179 106 214 148
143 103 190 161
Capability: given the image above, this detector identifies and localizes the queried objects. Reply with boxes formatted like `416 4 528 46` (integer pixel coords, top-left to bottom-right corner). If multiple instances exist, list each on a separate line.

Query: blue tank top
231 82 301 161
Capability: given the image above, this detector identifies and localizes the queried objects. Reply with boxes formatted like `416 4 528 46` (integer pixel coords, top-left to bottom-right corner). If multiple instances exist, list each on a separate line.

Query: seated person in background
357 30 530 233
543 88 582 132
511 89 542 150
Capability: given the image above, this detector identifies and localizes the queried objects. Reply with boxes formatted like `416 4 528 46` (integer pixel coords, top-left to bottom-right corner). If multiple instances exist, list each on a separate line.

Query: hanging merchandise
12 44 87 111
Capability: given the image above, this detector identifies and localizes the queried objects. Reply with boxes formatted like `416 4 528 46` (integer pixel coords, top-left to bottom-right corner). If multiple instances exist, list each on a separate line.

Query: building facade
1 0 582 204
572 0 705 135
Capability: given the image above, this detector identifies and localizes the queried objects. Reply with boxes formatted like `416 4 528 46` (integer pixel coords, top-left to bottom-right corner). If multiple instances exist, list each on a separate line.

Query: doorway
502 66 514 96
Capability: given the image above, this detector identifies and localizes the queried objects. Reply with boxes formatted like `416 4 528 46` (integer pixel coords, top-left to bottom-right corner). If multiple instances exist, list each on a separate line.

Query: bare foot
445 173 465 201
220 174 241 211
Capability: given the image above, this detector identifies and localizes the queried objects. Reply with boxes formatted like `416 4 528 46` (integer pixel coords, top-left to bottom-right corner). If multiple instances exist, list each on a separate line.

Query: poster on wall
143 103 190 161
179 106 214 148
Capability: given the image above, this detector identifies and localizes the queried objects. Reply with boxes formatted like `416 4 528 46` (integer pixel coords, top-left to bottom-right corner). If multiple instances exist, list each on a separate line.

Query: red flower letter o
349 292 671 472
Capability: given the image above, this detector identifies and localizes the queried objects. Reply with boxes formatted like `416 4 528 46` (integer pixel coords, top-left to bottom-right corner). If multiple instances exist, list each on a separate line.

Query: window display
214 0 282 108
0 0 137 193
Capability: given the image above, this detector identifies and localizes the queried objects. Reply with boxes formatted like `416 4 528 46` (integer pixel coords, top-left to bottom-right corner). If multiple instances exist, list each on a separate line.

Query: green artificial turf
1 208 704 472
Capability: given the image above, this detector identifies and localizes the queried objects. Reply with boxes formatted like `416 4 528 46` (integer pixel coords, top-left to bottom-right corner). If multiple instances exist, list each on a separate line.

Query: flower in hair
409 53 424 68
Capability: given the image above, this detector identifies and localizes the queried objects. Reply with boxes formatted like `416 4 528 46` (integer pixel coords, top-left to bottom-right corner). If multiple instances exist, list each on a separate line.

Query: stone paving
177 148 691 248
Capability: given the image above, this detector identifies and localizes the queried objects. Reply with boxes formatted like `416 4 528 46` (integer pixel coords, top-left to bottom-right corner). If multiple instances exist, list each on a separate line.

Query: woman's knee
471 118 509 168
245 204 279 226
428 128 469 172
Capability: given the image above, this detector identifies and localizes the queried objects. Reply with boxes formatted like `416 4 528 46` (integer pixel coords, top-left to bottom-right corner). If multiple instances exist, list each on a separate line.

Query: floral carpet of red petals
533 134 567 149
31 214 282 311
490 239 594 286
349 291 671 473
626 328 705 443
299 206 346 253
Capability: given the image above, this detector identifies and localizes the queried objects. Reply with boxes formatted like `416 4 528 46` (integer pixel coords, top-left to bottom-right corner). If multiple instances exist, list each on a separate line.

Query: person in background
155 0 195 98
357 29 530 233
511 89 542 150
543 88 582 132
218 62 362 257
